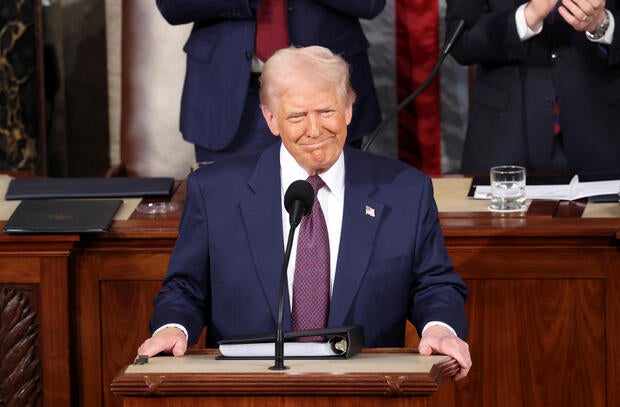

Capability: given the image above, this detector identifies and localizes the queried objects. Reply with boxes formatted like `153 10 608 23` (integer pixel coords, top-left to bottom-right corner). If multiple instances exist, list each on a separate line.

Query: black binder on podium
3 199 123 234
4 177 174 200
217 325 364 360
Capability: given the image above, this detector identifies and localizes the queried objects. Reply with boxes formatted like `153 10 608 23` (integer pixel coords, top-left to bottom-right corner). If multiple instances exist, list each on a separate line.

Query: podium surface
111 350 457 407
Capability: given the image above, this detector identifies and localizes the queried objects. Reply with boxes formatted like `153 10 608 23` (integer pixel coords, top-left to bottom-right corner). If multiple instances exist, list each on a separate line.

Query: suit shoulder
345 147 430 183
189 150 262 186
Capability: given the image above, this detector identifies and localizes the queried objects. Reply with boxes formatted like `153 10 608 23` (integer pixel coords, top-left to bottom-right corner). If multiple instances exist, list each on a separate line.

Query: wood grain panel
0 258 41 282
101 280 163 407
449 247 610 279
39 257 71 407
98 253 173 280
120 395 441 407
607 246 620 407
72 253 104 407
456 279 605 407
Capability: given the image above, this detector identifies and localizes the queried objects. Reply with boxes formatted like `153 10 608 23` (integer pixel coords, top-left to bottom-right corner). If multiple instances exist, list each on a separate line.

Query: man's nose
307 114 320 137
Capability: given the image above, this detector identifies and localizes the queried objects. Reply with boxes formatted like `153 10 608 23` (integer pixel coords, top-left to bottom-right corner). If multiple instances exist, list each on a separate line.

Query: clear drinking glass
490 165 526 211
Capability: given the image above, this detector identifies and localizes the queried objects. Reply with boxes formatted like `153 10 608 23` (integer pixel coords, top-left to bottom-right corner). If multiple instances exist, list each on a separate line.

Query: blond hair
259 46 356 111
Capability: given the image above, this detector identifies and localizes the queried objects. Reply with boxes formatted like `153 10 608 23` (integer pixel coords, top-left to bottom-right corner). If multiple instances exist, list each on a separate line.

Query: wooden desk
110 350 457 407
0 234 77 406
1 177 619 406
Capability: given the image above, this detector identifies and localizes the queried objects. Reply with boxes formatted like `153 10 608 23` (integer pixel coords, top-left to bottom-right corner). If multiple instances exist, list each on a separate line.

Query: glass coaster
487 205 527 213
135 202 180 215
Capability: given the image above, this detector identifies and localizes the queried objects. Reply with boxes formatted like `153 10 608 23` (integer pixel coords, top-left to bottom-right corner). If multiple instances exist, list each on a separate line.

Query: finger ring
582 15 588 21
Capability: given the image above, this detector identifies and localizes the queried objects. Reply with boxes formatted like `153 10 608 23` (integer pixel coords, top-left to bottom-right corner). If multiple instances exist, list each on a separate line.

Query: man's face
261 79 353 175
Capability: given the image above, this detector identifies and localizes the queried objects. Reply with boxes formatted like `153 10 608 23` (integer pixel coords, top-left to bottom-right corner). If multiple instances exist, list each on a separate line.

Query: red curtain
396 0 442 175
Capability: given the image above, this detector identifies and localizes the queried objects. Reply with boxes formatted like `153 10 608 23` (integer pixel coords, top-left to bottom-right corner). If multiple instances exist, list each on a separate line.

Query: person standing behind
156 0 385 164
447 0 620 175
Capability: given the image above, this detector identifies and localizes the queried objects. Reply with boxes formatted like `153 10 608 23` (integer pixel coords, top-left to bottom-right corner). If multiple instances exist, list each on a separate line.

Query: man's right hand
136 326 188 359
524 0 558 29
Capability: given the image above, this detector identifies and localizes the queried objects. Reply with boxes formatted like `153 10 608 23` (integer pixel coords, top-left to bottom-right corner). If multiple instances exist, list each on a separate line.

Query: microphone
270 180 314 370
284 180 314 227
362 0 485 152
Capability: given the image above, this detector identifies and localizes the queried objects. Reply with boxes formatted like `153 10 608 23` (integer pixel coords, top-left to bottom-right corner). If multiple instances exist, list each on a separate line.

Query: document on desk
474 175 620 201
219 339 345 358
217 325 364 359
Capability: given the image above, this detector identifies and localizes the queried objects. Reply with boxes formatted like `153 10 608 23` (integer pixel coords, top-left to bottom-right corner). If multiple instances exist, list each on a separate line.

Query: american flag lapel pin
365 205 375 218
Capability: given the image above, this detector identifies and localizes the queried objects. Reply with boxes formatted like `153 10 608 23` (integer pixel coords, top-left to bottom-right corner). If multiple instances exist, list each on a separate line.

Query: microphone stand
362 20 466 153
270 203 306 370
269 225 296 370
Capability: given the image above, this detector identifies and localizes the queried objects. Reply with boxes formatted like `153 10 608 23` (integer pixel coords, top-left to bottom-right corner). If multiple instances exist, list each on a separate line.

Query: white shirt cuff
153 323 189 340
421 321 458 337
516 3 543 41
586 9 615 45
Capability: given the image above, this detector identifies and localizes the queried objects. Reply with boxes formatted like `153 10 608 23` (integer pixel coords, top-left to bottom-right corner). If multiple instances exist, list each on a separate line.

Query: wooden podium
110 350 458 407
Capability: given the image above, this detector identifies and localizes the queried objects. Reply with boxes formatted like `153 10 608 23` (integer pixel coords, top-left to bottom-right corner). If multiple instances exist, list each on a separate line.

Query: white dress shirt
280 143 344 305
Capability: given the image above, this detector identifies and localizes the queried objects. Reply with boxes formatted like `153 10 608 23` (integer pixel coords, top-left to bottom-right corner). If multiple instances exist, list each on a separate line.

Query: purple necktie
291 175 330 340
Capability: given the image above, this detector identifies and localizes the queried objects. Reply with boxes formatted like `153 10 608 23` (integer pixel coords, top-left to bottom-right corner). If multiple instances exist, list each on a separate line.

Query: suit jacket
156 0 384 151
447 0 620 175
150 142 468 347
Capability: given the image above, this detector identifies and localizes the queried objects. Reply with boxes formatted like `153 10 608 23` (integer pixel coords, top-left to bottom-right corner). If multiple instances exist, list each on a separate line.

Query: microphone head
284 180 314 217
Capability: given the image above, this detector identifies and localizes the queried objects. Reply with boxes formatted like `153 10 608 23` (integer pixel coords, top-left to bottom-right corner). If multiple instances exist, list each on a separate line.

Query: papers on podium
217 325 364 359
473 175 620 201
3 199 123 233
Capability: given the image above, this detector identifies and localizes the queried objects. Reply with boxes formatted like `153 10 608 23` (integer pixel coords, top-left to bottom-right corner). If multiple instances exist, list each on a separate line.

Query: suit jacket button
245 51 252 60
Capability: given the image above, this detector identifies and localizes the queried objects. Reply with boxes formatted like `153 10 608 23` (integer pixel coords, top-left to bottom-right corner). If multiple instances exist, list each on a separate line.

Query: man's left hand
418 325 472 381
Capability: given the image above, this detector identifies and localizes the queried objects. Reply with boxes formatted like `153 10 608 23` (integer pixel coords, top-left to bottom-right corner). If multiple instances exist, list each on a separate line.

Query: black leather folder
3 199 123 234
216 325 364 360
4 177 174 200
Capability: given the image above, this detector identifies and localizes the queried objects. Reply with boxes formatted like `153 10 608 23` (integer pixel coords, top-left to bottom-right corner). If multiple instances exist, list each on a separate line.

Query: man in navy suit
138 46 471 380
156 0 384 163
448 0 620 175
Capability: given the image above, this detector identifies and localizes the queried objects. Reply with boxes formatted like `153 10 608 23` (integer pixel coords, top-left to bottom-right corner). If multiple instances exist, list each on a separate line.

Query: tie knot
306 175 325 194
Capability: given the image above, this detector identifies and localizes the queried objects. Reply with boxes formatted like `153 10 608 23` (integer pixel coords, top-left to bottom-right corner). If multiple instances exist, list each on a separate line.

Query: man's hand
136 326 188 360
557 0 606 33
418 325 472 381
524 0 559 29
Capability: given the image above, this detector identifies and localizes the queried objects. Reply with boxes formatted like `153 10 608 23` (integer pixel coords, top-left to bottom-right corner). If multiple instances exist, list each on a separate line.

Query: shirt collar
279 144 345 197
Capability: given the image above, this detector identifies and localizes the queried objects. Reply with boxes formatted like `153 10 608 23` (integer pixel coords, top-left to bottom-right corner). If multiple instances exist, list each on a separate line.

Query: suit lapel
239 143 292 329
328 149 384 327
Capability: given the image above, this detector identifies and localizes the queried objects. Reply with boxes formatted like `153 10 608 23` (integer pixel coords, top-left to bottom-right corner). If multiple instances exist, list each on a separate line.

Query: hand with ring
555 0 606 32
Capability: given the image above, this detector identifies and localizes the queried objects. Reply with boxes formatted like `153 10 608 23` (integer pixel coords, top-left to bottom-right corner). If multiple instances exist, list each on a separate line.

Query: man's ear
261 105 280 137
345 103 353 126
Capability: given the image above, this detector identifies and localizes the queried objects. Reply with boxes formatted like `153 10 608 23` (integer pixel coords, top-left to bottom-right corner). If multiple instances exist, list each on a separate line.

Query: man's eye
287 114 305 122
321 110 335 117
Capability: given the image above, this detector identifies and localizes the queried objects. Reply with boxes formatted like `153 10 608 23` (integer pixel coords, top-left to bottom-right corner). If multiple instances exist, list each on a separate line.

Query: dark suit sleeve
608 9 620 65
156 0 254 25
446 2 527 66
409 177 468 339
149 171 211 346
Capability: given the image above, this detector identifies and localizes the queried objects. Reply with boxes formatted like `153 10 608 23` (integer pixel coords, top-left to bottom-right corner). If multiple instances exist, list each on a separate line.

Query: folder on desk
4 177 174 200
217 325 364 360
3 199 123 234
